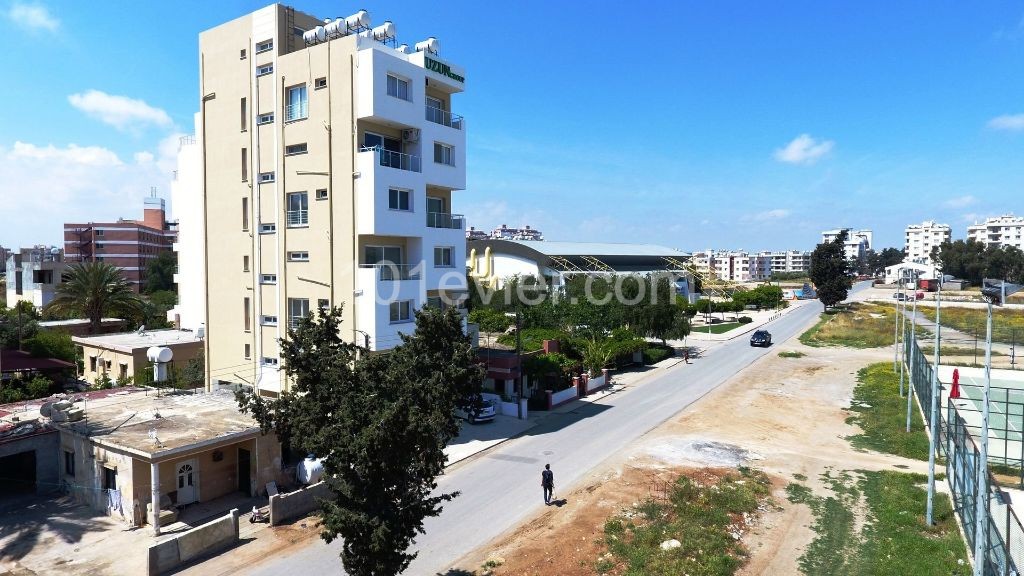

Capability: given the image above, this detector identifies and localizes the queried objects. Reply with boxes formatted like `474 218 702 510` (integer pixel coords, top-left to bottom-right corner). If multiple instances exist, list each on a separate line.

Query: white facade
966 215 1024 250
167 117 206 332
4 247 66 309
884 262 938 285
692 249 809 282
904 220 950 265
822 228 872 261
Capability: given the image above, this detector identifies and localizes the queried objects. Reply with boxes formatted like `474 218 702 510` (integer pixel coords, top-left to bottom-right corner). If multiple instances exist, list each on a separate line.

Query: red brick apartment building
63 196 178 291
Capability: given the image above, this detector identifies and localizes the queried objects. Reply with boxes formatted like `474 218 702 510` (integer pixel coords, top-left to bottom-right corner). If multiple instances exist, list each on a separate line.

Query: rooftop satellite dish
137 325 146 334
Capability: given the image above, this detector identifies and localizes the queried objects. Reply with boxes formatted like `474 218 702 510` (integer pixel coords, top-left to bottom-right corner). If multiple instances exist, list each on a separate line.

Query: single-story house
884 262 938 285
73 329 203 384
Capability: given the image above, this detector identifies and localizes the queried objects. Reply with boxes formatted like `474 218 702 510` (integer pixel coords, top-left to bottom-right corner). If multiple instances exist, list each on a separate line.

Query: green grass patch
778 350 806 358
700 321 744 334
920 305 1024 345
799 303 896 348
847 363 930 461
599 467 772 575
788 470 969 575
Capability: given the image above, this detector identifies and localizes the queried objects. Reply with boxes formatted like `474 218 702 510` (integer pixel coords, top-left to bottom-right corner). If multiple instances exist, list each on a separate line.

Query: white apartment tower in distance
198 5 468 395
821 228 872 261
967 215 1024 251
904 220 950 265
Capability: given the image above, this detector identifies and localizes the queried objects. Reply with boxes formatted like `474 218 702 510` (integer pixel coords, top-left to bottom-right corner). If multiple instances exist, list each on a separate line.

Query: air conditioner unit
402 128 420 142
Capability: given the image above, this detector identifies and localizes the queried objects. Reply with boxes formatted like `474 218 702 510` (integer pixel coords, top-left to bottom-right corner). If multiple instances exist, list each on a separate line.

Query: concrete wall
269 481 332 525
0 428 59 495
148 508 239 575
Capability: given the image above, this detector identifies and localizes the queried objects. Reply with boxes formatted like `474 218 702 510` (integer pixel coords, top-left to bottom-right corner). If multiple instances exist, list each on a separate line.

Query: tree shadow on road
0 494 108 562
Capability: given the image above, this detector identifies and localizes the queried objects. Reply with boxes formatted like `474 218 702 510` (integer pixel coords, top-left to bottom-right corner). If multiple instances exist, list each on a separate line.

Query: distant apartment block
757 250 812 276
904 220 950 264
197 4 468 395
966 215 1024 251
821 228 872 261
4 246 67 308
63 196 178 292
465 227 489 241
691 249 810 282
467 224 544 241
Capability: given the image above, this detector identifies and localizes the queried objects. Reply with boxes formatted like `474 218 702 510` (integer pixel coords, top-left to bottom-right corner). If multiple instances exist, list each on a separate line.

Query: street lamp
926 267 943 525
973 279 1023 576
905 280 919 432
893 266 903 372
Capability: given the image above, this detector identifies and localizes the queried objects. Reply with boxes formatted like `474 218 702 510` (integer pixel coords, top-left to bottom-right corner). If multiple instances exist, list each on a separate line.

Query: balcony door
427 196 446 214
363 132 402 153
364 245 403 266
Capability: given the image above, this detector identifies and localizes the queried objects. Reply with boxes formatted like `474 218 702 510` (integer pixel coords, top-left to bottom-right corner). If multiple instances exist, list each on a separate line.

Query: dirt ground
458 338 927 575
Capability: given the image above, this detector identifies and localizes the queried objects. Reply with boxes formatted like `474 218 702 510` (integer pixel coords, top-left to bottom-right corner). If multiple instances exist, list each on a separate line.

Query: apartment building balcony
359 263 421 281
426 212 465 230
284 101 308 123
425 105 464 130
360 146 421 172
354 265 423 352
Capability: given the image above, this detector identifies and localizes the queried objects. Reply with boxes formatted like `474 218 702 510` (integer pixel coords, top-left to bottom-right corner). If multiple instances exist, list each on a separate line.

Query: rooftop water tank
147 346 173 363
396 43 409 54
325 18 343 37
414 37 439 54
303 29 319 45
345 10 370 30
297 455 325 485
314 25 326 43
371 21 395 41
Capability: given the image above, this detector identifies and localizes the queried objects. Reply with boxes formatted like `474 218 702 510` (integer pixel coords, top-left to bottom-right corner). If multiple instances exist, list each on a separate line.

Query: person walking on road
541 464 554 505
684 348 690 364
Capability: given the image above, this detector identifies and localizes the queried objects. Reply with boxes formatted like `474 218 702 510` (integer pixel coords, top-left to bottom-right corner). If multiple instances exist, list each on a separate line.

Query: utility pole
515 310 522 419
906 288 918 432
926 268 942 525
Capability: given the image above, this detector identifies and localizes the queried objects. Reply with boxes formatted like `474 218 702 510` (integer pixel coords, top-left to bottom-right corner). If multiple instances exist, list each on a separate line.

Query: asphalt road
250 287 856 576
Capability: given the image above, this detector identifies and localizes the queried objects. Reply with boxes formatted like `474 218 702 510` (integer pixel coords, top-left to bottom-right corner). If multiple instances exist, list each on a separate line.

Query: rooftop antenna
137 325 146 335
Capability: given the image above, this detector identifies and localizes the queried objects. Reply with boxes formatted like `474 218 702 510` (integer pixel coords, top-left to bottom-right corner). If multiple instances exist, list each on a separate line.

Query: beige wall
77 341 203 384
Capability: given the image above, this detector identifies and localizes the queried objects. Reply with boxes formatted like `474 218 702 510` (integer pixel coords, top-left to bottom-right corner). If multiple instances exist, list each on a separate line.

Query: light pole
973 279 1023 576
906 283 918 432
898 269 908 397
893 266 903 372
926 268 943 525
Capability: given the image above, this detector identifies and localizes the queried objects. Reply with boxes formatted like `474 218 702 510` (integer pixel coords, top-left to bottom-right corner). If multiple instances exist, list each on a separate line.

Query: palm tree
46 262 144 334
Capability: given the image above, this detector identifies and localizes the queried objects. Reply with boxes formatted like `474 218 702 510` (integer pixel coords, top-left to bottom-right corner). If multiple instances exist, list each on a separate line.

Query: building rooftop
500 240 689 258
39 318 122 328
72 329 201 353
0 349 75 373
49 388 258 459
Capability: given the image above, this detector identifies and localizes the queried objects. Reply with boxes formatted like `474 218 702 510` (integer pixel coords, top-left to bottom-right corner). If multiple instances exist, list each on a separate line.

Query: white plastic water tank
371 21 395 41
314 26 326 43
325 18 343 37
297 455 325 485
345 10 370 30
414 37 439 54
396 43 409 54
147 346 173 363
303 29 319 44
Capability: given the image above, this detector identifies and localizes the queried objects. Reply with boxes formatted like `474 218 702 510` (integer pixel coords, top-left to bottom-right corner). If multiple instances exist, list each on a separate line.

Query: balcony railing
425 105 464 130
361 146 421 172
426 212 465 230
285 101 308 122
286 209 308 227
361 263 420 281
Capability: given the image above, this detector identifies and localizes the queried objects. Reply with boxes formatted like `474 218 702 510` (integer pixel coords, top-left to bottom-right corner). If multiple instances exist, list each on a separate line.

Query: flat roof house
73 329 203 385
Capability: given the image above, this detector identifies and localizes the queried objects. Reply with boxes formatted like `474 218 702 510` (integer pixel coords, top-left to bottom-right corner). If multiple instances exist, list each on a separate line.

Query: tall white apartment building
821 228 872 261
197 5 467 395
691 250 774 282
966 215 1024 250
756 250 812 276
167 128 206 332
904 220 950 265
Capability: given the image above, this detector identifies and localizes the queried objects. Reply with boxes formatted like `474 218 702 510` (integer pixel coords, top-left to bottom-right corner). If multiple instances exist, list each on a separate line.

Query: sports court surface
937 365 1024 466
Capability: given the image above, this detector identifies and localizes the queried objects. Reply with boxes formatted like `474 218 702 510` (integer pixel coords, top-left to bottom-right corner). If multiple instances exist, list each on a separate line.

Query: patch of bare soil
460 339 927 576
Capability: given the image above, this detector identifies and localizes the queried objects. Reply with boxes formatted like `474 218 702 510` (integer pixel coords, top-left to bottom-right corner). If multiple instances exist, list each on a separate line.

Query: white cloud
0 141 175 247
7 3 58 32
987 114 1024 131
68 90 172 131
943 195 976 209
773 134 834 165
747 208 791 222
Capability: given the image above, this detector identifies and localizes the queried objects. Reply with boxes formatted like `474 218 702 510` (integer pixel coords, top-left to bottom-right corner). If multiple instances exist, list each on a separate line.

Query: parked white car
455 395 497 424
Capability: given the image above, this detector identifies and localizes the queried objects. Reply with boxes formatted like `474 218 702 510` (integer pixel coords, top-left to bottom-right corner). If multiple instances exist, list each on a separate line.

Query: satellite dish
137 325 146 334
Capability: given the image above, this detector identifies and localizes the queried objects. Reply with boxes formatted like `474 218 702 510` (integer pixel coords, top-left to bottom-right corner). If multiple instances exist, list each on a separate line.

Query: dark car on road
750 330 772 347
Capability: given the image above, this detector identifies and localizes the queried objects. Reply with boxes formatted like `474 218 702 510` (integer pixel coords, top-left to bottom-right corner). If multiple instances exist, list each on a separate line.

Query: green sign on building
425 56 464 83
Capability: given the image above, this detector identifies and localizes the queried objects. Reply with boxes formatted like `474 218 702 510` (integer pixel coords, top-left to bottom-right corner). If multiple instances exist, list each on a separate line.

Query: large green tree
237 305 483 576
809 232 852 310
45 262 144 334
144 251 177 294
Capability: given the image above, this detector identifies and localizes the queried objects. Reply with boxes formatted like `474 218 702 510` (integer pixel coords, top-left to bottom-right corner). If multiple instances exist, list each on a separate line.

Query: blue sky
1 1 1022 252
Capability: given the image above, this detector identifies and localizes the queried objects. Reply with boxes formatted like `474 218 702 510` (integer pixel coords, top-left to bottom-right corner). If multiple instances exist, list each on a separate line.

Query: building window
243 255 250 272
95 229 104 236
240 48 247 60
256 63 273 76
260 315 278 326
364 246 402 265
389 300 413 323
285 85 308 121
315 77 327 89
434 246 454 267
242 197 249 230
288 298 309 329
386 74 410 101
241 148 248 181
244 343 251 359
388 188 411 211
259 223 276 234
288 251 309 262
318 298 329 310
260 273 277 284
261 357 279 366
244 297 251 331
315 188 328 200
255 39 273 53
258 172 275 183
257 112 274 125
285 143 308 156
102 467 117 491
433 142 454 166
89 356 97 372
287 192 308 227
64 450 75 477
241 97 247 131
